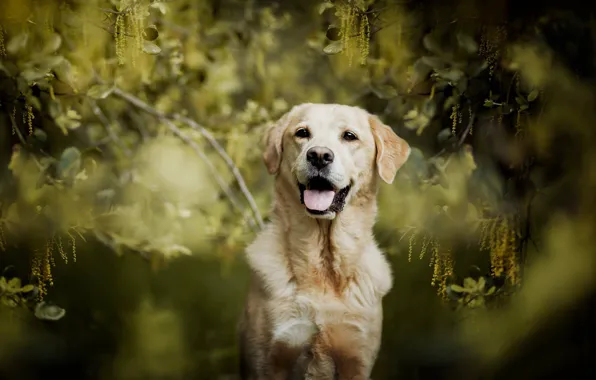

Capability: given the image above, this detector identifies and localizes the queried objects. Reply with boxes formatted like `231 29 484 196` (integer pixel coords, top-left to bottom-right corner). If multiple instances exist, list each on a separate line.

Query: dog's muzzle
298 176 350 215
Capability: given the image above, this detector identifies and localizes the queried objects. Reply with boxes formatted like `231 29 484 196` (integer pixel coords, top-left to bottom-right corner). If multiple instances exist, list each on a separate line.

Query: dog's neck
271 175 379 293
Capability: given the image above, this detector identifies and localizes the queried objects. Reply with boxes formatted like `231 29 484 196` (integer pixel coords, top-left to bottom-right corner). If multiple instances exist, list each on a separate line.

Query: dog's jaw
298 180 351 220
305 208 336 220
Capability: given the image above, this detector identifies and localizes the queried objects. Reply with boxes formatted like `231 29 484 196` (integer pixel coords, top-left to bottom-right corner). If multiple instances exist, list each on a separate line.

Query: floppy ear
263 104 309 174
263 110 291 175
369 115 411 184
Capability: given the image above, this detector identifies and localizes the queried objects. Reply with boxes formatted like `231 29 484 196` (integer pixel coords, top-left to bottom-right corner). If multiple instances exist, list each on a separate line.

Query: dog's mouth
298 177 351 216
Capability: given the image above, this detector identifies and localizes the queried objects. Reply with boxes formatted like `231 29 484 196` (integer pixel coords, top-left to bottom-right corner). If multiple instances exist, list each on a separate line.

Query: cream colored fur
239 103 411 380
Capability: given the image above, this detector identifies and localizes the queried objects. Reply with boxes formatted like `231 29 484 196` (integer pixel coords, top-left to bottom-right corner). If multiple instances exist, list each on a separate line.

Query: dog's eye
342 131 358 141
295 128 311 138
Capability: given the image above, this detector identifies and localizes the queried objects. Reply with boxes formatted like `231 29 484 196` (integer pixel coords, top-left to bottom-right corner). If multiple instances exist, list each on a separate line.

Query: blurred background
1 0 595 379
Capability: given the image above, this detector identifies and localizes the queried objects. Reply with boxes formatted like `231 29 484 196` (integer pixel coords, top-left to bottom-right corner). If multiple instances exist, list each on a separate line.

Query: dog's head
263 103 410 219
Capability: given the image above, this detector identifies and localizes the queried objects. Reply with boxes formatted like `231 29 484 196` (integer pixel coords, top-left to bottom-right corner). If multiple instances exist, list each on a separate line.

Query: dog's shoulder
245 223 295 299
348 243 393 302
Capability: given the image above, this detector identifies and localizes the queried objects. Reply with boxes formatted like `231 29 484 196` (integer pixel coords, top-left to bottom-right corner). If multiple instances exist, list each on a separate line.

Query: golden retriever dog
239 103 411 380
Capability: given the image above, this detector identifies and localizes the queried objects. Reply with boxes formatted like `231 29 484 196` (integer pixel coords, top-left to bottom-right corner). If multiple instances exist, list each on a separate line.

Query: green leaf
409 59 432 86
519 104 529 111
463 277 477 289
420 56 446 69
33 129 48 142
55 108 83 133
422 33 442 55
515 95 527 105
469 60 489 77
150 2 167 15
34 301 66 321
318 1 335 14
36 55 65 71
87 84 114 99
20 284 35 293
421 98 437 117
7 277 22 293
162 244 192 257
456 33 478 54
143 26 159 41
325 26 341 41
466 202 479 223
1 296 18 308
323 41 344 55
21 69 47 82
527 89 539 102
6 33 29 54
484 99 495 107
57 147 82 180
449 284 467 293
443 95 458 111
434 68 465 83
142 41 162 55
371 84 398 99
437 128 454 144
42 33 62 54
456 76 468 94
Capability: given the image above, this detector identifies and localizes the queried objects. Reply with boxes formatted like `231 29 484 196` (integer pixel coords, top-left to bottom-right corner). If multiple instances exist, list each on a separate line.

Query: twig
90 100 133 158
457 112 475 147
110 87 263 231
398 226 416 242
162 117 258 232
88 19 135 38
98 7 130 15
8 112 46 173
348 20 397 39
172 113 265 229
505 72 518 105
431 111 476 160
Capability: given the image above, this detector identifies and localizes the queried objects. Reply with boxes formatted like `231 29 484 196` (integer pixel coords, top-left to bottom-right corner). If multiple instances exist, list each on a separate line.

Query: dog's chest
270 281 378 348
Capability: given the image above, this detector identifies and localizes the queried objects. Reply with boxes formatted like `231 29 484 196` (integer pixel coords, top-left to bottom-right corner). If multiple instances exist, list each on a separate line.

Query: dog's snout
306 146 334 169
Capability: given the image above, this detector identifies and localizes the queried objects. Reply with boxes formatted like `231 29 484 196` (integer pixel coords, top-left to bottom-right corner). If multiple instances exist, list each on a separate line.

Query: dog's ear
263 109 291 175
369 115 411 184
263 104 309 175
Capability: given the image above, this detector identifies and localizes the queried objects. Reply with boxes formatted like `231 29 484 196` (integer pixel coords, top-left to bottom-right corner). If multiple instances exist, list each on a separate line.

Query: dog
238 103 411 379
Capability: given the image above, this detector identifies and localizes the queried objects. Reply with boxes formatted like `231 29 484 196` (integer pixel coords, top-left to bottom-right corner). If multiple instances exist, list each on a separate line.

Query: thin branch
110 87 263 231
399 226 416 242
98 7 130 15
163 117 258 232
88 19 135 38
172 113 265 229
348 20 398 38
431 111 476 160
457 112 475 147
8 112 46 173
90 100 133 158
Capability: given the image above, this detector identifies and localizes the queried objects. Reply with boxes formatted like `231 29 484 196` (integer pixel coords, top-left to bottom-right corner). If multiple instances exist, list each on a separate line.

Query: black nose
306 146 334 169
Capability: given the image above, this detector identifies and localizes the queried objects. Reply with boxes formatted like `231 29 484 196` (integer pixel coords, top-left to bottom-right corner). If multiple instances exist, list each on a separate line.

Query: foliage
1 0 596 378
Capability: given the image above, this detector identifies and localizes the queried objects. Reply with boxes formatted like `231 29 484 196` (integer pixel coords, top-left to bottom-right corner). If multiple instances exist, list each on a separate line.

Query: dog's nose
306 146 334 169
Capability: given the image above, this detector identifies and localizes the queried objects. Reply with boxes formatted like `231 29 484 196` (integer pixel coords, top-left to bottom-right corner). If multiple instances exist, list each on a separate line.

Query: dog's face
263 103 410 219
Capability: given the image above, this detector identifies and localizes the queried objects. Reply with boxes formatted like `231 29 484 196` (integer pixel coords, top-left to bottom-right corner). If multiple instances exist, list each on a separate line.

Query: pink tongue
304 190 335 211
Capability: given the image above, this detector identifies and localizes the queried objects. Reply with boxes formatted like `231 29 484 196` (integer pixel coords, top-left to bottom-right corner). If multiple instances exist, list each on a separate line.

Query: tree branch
110 87 264 231
431 111 476 160
171 113 265 229
162 117 259 232
90 100 133 158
